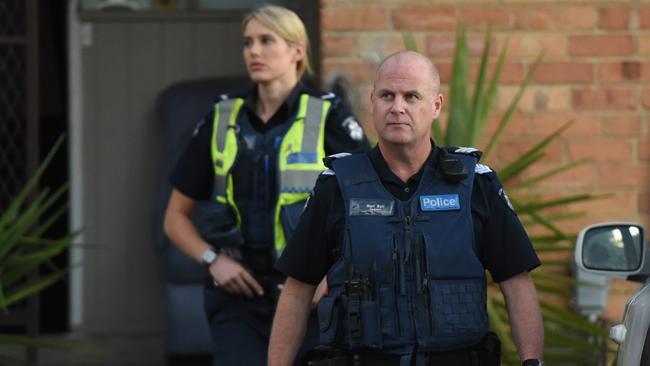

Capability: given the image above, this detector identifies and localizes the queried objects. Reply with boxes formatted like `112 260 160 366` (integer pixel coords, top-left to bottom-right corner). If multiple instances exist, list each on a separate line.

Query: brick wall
320 0 650 237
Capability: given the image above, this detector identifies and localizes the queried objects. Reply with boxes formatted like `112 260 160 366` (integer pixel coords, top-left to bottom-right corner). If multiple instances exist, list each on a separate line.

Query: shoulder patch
341 116 364 142
475 163 493 174
455 147 480 154
323 152 351 169
320 92 337 100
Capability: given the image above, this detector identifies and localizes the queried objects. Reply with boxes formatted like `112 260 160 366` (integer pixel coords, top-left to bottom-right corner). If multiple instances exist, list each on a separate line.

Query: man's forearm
268 277 316 366
500 271 544 361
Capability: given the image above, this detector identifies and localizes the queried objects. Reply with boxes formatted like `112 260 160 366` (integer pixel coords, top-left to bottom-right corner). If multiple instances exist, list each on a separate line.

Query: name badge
420 194 460 211
350 199 394 216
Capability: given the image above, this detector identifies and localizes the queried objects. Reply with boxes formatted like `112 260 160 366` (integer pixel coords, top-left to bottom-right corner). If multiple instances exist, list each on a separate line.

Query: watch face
202 249 217 265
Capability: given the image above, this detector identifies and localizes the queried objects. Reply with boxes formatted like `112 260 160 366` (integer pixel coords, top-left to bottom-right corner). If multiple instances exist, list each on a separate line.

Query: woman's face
243 18 303 85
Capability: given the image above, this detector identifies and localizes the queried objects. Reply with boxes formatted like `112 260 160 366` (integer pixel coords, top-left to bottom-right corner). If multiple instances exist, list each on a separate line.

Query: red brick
602 115 641 135
322 61 376 84
322 35 354 58
640 137 650 161
497 138 564 163
642 89 650 109
568 138 633 162
640 7 650 29
495 33 567 58
434 63 453 85
531 113 601 137
526 162 597 188
534 87 571 111
642 63 650 82
356 33 412 62
426 34 490 58
641 35 650 56
572 88 636 110
569 35 634 57
468 63 525 84
321 8 388 31
483 112 530 137
529 7 598 30
534 62 594 84
461 8 510 29
596 164 650 188
598 7 630 29
599 62 642 83
640 191 650 215
392 8 458 31
571 192 637 215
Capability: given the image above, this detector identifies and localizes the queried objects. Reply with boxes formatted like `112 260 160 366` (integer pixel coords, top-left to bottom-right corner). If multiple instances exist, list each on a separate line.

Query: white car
574 222 649 366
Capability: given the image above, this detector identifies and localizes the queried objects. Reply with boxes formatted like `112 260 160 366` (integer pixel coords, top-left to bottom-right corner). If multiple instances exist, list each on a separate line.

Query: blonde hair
243 5 313 79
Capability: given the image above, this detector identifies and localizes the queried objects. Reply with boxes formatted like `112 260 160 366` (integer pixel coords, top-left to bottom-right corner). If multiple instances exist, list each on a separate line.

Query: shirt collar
241 82 306 115
369 140 440 185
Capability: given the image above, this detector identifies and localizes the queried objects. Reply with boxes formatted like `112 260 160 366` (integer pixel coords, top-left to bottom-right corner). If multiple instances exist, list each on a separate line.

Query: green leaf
468 26 492 146
1 268 68 309
402 31 417 52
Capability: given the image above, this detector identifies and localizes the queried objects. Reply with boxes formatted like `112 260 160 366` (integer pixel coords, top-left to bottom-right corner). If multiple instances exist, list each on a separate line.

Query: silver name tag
349 199 395 216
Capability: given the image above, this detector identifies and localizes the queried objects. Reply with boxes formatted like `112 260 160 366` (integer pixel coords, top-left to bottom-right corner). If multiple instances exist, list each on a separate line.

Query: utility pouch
199 203 243 247
478 331 501 366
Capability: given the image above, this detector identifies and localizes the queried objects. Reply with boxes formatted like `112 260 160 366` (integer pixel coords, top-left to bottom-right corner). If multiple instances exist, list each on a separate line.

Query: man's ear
433 93 444 118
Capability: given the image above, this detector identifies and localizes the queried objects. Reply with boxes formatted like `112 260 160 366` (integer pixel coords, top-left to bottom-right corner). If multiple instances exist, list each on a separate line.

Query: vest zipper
391 236 402 337
421 235 434 334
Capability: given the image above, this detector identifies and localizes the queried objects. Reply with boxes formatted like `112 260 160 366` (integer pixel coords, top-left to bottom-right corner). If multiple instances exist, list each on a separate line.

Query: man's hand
210 255 264 298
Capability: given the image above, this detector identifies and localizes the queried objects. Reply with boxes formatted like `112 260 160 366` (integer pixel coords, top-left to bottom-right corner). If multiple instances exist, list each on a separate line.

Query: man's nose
389 97 405 114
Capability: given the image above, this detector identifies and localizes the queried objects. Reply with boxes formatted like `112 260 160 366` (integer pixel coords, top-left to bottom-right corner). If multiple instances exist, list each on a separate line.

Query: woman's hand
209 254 264 298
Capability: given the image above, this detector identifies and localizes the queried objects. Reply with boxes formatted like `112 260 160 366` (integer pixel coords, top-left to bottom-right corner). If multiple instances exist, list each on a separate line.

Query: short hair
375 51 440 93
243 5 313 79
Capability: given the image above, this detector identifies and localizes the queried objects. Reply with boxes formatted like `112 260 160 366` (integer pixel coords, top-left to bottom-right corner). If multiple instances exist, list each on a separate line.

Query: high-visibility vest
210 94 331 252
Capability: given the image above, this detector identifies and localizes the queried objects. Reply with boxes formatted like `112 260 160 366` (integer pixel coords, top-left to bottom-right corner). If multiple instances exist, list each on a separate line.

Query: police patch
420 194 460 211
499 188 515 211
349 199 394 216
342 116 364 141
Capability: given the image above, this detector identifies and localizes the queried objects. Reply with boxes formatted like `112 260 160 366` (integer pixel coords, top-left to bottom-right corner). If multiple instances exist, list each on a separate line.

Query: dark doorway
38 0 69 333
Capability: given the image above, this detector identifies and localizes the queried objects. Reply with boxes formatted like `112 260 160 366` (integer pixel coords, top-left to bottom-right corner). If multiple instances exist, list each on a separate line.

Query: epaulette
320 169 336 176
323 152 351 169
319 91 337 100
444 146 483 160
215 93 231 102
475 163 493 175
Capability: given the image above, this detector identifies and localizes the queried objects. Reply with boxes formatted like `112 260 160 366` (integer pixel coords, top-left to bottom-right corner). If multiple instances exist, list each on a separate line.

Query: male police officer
268 51 544 366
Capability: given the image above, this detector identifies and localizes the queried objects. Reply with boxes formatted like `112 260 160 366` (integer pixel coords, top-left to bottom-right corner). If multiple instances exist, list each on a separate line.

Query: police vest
318 152 488 354
210 94 331 252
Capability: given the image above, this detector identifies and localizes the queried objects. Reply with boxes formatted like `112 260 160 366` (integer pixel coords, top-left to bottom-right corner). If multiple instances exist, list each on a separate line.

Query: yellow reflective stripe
279 170 321 193
211 98 243 177
301 96 325 152
210 98 244 228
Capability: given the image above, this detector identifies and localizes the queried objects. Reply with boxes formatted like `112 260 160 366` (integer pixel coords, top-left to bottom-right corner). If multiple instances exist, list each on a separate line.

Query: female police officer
164 5 370 366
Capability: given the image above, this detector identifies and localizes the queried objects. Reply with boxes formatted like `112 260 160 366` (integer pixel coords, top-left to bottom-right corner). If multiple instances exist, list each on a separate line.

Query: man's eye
405 94 419 101
381 93 393 100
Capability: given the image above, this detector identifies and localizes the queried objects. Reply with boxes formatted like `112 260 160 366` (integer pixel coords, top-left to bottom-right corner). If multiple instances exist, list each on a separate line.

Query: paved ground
1 332 211 366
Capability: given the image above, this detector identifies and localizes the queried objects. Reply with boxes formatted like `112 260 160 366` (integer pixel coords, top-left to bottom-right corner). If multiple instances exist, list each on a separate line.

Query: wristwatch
201 248 219 268
522 359 544 366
